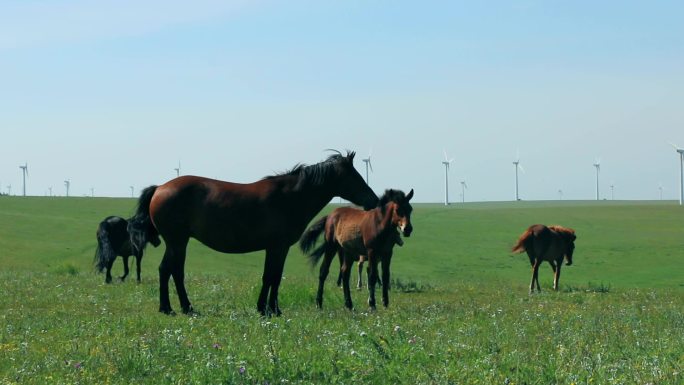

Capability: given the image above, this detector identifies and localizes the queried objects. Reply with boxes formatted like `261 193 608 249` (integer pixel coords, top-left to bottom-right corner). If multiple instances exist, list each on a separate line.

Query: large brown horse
512 224 576 293
300 189 414 310
129 151 378 315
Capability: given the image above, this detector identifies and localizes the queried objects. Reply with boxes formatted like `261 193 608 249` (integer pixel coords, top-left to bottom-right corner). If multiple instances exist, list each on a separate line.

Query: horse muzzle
401 224 413 237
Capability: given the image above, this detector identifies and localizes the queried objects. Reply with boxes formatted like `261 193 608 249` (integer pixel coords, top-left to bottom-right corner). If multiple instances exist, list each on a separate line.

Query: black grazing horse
129 151 378 316
94 216 160 283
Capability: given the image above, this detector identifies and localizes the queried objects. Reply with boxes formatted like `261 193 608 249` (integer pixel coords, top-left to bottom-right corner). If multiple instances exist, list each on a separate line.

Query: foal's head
379 189 414 237
549 225 576 265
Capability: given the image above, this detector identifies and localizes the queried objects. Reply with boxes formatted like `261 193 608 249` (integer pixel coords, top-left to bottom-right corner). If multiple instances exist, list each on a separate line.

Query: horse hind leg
159 237 191 315
530 259 542 294
258 246 289 316
357 257 364 289
105 257 116 284
119 255 130 281
316 247 337 309
135 253 142 283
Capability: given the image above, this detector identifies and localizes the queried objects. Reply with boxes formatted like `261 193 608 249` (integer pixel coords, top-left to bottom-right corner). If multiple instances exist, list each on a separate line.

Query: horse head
380 188 414 237
330 151 379 210
550 225 576 266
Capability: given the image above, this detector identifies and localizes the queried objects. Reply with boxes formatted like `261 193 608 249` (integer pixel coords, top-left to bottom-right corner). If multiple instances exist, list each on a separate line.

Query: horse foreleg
119 255 130 281
553 261 562 291
367 254 380 310
381 252 392 308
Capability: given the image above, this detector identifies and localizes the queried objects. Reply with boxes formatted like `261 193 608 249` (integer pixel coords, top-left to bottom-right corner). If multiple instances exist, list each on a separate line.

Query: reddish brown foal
512 224 576 293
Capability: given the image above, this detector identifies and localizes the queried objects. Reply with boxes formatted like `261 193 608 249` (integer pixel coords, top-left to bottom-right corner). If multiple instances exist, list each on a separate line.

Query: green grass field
1 197 683 384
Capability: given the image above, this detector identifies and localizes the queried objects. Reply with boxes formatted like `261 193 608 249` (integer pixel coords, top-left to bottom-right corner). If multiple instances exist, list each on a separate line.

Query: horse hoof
182 305 194 315
159 307 176 315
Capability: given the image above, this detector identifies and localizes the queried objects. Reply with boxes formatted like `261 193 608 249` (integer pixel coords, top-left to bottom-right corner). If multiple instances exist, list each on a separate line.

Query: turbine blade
368 159 373 172
443 150 449 162
518 163 526 174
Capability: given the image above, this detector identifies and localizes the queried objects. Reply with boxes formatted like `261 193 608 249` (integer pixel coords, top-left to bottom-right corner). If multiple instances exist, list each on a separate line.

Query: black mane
264 151 355 190
379 189 408 214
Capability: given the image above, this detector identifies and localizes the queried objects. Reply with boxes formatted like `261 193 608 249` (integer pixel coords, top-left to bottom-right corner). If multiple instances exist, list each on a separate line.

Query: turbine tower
460 180 468 203
672 143 684 205
558 189 563 200
64 180 70 197
593 158 601 201
361 150 373 186
174 161 181 177
512 152 525 201
130 186 134 198
19 163 28 196
658 184 663 200
442 151 454 205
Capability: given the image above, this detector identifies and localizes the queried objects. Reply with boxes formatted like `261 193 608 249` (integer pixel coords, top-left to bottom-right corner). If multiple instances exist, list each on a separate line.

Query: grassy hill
1 196 683 384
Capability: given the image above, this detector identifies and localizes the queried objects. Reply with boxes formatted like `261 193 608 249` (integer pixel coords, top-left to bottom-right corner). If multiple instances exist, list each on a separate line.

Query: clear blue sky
1 0 682 202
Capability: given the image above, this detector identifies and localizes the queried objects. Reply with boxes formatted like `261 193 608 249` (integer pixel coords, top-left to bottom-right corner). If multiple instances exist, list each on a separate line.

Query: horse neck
373 204 396 234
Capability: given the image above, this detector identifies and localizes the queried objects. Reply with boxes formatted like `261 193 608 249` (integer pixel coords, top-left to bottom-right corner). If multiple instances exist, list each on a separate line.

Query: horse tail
94 220 117 273
512 226 534 253
299 216 328 266
128 185 161 254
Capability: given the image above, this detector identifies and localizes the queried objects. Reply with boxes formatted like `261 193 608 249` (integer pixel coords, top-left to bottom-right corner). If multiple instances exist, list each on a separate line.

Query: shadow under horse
511 224 576 293
300 188 414 310
94 215 160 283
129 151 378 316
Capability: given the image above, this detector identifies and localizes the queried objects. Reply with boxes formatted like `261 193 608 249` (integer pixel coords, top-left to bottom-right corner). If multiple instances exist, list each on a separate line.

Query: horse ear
347 151 356 161
406 189 414 201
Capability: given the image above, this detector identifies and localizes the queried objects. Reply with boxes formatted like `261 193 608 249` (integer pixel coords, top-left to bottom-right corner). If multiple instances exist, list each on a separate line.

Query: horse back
98 216 132 255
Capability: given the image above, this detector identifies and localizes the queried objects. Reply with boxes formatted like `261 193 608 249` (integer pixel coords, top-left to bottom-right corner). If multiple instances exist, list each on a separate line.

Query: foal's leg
367 252 380 309
340 250 354 310
258 246 289 316
316 247 337 309
119 255 130 281
357 256 364 289
553 260 562 291
381 252 393 307
336 252 344 287
530 259 542 294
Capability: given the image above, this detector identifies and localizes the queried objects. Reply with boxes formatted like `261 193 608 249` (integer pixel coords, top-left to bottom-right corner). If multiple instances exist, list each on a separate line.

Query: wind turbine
671 143 684 205
48 186 52 197
512 152 525 201
558 189 563 200
610 182 614 200
593 158 601 200
658 184 663 200
64 180 70 197
460 180 468 203
174 161 181 177
130 186 134 198
442 151 454 205
90 187 94 197
19 163 28 196
361 150 373 186
6 185 11 195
